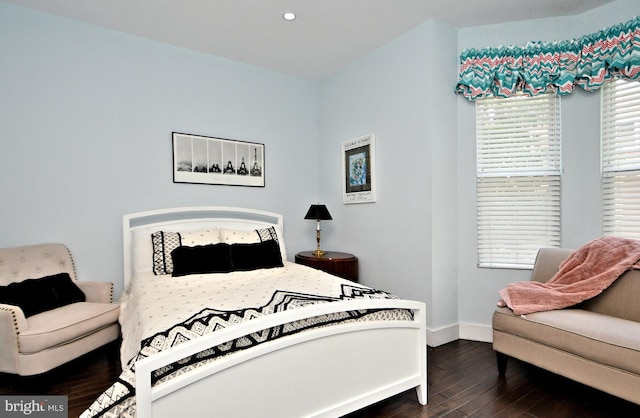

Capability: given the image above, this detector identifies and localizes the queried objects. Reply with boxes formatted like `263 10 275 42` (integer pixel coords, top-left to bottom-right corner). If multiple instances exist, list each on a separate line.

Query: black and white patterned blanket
81 282 411 417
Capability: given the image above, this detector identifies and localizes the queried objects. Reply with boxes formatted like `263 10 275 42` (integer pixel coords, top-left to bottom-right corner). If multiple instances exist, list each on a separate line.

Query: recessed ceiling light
283 12 296 21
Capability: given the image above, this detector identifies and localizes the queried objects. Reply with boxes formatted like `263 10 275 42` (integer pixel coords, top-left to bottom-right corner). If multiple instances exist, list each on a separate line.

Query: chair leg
496 351 508 375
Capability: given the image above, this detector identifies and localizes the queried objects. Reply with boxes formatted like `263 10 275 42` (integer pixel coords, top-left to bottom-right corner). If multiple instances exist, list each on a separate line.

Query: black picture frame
172 132 264 187
342 134 377 203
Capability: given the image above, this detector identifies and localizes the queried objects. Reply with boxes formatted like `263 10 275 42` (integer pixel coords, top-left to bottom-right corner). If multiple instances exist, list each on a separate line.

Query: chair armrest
76 281 114 303
0 304 27 332
0 304 26 374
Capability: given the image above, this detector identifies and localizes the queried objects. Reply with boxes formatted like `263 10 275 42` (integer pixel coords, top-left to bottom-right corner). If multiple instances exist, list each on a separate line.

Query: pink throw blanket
499 237 640 315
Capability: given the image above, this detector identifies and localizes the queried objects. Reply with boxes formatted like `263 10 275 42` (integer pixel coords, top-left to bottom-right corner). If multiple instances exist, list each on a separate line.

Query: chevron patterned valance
455 17 640 101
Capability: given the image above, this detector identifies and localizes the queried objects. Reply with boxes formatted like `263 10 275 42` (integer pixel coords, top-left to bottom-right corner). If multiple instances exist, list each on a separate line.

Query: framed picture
172 132 264 187
342 134 377 204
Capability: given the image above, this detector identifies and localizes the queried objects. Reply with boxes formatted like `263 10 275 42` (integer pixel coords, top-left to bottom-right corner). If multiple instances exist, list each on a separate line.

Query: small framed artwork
172 132 264 187
342 134 377 204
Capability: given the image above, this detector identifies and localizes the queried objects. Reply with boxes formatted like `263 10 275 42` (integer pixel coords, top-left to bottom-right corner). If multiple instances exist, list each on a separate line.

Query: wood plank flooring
1 339 639 417
0 340 122 418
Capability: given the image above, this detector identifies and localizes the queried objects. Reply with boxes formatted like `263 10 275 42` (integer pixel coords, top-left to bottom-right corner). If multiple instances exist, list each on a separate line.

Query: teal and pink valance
455 17 640 101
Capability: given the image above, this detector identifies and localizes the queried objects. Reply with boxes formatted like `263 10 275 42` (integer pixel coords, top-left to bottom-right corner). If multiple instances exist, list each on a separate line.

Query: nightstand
295 251 358 282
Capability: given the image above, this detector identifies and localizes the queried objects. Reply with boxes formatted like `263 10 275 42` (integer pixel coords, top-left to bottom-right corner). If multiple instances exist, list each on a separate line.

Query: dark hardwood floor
0 340 122 418
1 339 639 417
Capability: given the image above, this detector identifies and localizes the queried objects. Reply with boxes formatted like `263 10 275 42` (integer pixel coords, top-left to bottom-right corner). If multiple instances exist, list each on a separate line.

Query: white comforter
83 262 405 418
119 261 365 369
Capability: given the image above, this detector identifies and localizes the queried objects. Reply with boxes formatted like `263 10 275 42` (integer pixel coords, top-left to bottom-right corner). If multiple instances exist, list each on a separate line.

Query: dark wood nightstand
295 251 358 282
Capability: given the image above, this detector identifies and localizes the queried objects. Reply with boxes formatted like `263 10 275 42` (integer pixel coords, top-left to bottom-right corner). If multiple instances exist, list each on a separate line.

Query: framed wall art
342 134 377 204
172 132 264 187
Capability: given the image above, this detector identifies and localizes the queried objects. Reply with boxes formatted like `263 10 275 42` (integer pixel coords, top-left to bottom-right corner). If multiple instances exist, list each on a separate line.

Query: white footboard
135 299 427 418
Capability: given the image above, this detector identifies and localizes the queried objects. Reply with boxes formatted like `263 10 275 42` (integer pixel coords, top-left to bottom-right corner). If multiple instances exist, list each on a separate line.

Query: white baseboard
426 323 459 347
459 323 493 343
426 322 493 347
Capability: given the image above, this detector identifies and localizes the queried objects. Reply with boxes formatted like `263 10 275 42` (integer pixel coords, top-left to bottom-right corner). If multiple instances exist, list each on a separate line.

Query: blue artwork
349 152 367 186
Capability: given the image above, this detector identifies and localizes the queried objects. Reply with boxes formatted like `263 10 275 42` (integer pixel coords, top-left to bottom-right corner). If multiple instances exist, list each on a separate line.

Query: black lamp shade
304 204 332 221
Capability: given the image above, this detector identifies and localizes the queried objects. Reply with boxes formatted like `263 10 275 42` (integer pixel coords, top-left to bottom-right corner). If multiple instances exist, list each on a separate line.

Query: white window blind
476 94 561 268
602 78 640 239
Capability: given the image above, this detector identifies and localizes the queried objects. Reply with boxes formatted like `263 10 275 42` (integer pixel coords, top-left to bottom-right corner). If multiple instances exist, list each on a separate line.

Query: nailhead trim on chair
62 244 78 281
0 306 20 351
59 244 115 302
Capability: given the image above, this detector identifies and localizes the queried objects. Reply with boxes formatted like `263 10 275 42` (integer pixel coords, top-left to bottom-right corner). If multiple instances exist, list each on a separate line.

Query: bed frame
122 206 427 418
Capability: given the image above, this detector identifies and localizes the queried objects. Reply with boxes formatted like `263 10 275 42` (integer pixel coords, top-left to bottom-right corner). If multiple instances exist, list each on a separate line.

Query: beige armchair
0 243 119 376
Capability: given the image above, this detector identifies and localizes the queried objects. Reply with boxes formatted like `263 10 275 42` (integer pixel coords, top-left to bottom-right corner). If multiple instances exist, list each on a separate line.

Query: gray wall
0 3 319 298
318 19 459 343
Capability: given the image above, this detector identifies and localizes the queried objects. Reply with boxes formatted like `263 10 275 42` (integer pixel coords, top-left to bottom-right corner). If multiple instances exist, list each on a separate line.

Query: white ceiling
5 0 614 80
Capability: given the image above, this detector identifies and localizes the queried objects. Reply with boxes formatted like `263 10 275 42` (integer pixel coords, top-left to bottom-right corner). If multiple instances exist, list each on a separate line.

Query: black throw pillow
230 240 284 271
171 243 233 277
0 273 86 317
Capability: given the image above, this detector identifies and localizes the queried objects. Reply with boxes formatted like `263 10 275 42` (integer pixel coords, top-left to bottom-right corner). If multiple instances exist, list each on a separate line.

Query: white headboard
122 206 285 290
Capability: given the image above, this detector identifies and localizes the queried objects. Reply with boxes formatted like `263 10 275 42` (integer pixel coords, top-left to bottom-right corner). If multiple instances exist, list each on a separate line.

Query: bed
82 206 427 418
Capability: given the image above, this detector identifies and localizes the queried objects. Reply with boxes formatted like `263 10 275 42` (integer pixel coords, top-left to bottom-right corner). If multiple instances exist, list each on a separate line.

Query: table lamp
304 204 332 257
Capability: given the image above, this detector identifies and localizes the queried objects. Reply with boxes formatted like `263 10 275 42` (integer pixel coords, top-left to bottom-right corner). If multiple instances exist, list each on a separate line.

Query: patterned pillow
257 226 279 244
219 226 279 245
151 231 182 275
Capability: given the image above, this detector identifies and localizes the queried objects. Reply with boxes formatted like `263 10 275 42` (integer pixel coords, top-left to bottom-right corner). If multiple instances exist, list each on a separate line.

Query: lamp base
311 249 326 257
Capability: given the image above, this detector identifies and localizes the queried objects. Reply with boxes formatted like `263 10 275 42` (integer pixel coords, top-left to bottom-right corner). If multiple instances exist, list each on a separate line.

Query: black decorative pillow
230 240 284 271
0 273 86 317
171 243 233 277
151 231 182 275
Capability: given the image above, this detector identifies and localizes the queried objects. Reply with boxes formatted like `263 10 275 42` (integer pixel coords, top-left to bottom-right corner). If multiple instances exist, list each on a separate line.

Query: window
602 78 640 239
476 94 561 268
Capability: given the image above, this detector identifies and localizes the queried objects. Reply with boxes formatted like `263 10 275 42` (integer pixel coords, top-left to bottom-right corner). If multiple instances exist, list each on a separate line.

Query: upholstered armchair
0 243 120 376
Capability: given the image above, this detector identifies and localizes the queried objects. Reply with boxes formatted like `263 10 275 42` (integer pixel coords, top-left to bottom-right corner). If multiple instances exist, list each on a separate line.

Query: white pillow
219 228 261 244
131 228 153 276
180 228 220 246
